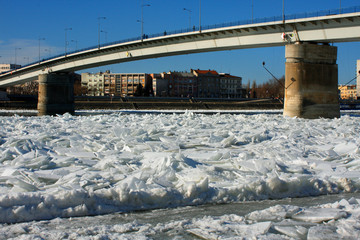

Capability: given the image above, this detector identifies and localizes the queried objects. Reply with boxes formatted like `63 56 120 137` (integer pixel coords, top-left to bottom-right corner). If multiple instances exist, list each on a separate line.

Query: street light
140 3 150 41
183 8 192 29
252 0 254 23
98 17 106 49
38 37 45 62
199 0 201 32
339 0 341 14
65 27 72 56
15 47 21 67
282 0 285 23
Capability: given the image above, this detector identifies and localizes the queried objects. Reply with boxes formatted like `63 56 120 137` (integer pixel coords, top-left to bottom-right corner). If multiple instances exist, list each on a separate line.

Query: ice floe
0 110 360 238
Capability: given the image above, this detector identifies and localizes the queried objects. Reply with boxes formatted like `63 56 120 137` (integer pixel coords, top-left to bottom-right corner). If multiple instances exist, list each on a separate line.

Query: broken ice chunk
292 208 347 223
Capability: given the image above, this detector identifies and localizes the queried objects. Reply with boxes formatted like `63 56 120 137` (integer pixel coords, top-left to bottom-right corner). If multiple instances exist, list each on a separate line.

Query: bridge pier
37 73 74 116
284 42 340 119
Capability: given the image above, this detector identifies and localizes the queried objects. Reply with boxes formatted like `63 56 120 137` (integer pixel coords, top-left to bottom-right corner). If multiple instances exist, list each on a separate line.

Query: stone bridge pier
37 73 74 116
284 42 340 119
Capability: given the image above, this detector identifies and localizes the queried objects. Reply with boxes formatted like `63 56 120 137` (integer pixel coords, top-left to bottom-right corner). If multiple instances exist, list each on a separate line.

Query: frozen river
1 109 360 239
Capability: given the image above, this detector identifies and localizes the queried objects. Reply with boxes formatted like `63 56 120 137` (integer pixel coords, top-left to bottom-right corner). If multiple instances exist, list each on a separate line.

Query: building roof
219 73 241 79
338 84 356 90
192 69 219 75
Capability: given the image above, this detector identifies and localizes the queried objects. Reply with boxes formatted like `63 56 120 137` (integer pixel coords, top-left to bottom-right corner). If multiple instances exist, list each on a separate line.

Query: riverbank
0 96 283 110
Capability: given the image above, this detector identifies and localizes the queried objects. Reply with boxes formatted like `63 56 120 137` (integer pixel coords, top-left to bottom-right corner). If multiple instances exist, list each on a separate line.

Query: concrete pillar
37 73 74 116
284 42 339 119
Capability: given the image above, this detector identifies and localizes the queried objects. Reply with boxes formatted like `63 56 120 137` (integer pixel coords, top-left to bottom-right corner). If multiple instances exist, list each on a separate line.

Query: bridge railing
7 5 360 74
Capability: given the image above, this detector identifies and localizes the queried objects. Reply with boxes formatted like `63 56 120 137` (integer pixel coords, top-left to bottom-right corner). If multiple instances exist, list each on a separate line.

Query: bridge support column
284 42 339 119
37 73 74 116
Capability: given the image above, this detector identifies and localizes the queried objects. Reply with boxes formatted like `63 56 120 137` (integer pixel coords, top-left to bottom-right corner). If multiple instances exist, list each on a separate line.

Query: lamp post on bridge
282 0 285 23
65 27 72 56
139 2 150 41
252 0 254 23
339 0 341 14
199 0 201 32
98 17 106 49
183 8 192 29
38 37 45 62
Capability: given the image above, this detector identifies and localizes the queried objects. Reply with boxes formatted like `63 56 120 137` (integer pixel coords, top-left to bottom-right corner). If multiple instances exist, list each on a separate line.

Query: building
117 73 152 97
192 69 220 98
81 71 152 97
339 85 357 100
0 64 21 74
151 73 169 97
219 73 244 98
152 69 244 98
81 69 244 98
81 72 105 96
151 71 197 97
168 71 197 97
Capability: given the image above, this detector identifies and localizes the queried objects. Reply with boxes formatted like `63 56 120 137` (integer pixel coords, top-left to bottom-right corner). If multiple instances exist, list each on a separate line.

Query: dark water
84 192 360 225
20 192 360 239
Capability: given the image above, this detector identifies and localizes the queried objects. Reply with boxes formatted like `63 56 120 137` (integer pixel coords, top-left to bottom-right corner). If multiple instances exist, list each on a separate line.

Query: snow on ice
0 110 360 239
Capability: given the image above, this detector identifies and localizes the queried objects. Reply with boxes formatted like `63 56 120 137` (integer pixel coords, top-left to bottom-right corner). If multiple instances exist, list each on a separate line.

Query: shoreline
0 97 283 111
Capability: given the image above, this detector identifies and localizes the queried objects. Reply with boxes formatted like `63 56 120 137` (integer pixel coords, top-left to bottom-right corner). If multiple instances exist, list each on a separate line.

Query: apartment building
81 72 105 96
339 85 357 100
192 69 220 98
81 69 244 98
81 71 152 97
219 73 244 98
150 73 169 97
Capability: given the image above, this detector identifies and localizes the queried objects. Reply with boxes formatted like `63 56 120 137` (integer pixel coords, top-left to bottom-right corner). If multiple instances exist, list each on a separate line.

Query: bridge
1 6 360 118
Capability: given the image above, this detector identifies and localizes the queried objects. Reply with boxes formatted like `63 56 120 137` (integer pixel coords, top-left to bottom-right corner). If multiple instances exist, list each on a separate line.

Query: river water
5 192 359 239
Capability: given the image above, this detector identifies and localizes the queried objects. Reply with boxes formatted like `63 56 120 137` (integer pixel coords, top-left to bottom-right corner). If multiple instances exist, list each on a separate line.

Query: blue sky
1 0 359 85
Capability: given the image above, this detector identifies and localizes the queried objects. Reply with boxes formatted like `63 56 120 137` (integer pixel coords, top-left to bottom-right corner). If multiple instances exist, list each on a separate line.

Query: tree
256 76 285 99
251 80 257 98
134 83 143 96
246 80 251 98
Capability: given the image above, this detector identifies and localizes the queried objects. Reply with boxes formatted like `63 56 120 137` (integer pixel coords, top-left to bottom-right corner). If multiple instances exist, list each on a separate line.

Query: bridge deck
1 6 360 87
